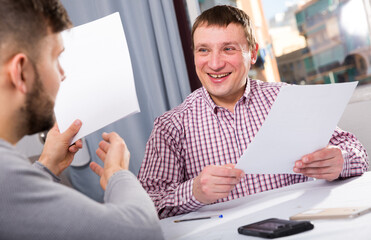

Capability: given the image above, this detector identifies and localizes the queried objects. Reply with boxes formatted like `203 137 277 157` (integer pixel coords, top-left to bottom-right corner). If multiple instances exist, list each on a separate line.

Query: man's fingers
90 162 103 177
68 139 83 153
98 140 110 153
297 167 338 181
301 147 341 163
102 132 120 143
212 193 232 199
101 132 109 141
207 166 244 178
294 164 340 181
197 181 236 200
63 119 82 139
224 163 236 169
305 173 336 180
295 159 332 169
74 139 83 149
218 168 244 178
193 165 243 204
201 183 235 195
96 148 106 161
212 175 241 185
96 136 112 162
296 166 332 175
68 144 79 153
212 184 236 193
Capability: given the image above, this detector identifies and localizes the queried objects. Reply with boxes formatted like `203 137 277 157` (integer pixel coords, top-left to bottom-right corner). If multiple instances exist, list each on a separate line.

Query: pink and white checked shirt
138 79 369 219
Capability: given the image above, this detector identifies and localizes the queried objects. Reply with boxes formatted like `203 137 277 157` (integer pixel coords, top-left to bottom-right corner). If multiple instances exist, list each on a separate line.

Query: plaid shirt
138 79 369 219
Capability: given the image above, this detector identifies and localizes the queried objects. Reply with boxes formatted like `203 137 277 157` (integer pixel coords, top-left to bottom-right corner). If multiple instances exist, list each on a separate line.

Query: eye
224 46 236 51
197 48 208 53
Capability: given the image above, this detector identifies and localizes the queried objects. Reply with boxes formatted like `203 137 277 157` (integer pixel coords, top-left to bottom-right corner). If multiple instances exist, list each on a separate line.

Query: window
264 0 371 86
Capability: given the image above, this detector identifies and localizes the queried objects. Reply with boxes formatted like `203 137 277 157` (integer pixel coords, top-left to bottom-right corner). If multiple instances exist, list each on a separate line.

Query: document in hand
235 82 357 174
54 12 139 144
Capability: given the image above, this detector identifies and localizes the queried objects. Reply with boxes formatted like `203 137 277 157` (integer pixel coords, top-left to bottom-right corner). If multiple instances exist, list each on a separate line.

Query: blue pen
174 214 223 223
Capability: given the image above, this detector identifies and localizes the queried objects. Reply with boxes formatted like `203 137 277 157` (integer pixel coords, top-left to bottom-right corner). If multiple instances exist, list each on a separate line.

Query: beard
19 66 56 136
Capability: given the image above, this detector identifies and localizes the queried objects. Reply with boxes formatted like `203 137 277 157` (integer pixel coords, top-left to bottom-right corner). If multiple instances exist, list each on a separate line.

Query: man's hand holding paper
38 120 83 176
294 146 344 181
193 164 245 204
235 82 357 175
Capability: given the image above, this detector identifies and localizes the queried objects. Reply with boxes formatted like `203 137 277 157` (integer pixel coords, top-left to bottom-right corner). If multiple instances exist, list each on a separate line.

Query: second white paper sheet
235 82 357 174
55 13 139 144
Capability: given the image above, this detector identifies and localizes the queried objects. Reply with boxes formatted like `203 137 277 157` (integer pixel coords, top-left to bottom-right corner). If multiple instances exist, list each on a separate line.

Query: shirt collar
243 77 251 100
201 78 251 114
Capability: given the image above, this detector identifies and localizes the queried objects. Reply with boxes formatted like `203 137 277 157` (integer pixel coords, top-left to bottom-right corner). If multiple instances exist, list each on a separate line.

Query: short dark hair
191 5 256 51
0 0 72 61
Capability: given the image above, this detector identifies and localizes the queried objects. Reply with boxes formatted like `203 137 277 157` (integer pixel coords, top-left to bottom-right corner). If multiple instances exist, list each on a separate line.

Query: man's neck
0 111 23 145
0 130 21 145
210 87 247 113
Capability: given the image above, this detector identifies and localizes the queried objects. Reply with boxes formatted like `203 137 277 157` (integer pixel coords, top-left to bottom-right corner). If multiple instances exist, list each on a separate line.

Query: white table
160 172 371 239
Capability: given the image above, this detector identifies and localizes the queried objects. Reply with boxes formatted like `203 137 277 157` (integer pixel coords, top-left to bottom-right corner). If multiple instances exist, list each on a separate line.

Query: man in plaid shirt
138 5 369 219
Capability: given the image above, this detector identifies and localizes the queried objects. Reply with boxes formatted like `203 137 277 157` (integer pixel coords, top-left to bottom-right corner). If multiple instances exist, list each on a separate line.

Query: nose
59 62 66 82
208 50 225 71
61 74 66 82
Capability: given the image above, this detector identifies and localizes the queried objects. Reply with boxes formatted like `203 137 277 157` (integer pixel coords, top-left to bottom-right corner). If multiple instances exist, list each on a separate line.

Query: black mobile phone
237 218 314 239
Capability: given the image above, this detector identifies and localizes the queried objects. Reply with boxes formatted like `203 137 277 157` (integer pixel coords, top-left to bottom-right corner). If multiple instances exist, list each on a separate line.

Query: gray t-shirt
0 139 164 240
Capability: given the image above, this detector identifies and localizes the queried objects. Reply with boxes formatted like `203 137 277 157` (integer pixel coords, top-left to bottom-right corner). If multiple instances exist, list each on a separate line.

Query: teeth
209 73 230 78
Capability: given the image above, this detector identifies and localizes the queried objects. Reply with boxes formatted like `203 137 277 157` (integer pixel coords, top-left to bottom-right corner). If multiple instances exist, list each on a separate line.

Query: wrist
192 176 208 204
34 161 61 182
105 167 125 180
38 155 61 176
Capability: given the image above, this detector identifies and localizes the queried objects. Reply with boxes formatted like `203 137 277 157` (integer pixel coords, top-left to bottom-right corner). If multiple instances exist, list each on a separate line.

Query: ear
250 43 259 65
8 53 35 94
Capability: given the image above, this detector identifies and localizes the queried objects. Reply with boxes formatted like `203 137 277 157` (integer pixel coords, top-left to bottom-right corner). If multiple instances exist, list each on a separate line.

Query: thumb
62 119 82 141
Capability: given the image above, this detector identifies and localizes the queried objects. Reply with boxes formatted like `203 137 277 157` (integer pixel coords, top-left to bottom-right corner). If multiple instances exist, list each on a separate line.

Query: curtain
61 0 191 201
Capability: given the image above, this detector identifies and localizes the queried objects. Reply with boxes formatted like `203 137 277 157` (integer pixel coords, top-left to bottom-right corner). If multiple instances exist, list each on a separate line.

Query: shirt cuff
339 149 352 178
175 178 205 211
33 161 61 183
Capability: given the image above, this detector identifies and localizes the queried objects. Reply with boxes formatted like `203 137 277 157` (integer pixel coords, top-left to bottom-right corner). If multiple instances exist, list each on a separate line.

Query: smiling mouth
208 73 231 79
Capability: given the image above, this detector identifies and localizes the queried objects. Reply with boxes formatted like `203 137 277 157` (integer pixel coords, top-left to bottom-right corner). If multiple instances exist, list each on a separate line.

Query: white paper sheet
235 82 357 174
54 13 139 144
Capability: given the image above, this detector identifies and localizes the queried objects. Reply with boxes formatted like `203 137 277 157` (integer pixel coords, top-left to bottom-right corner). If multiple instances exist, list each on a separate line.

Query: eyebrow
222 41 240 46
194 41 241 49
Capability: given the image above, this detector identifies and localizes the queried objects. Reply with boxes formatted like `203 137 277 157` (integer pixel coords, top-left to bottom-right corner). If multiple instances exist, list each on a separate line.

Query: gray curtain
61 0 191 201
